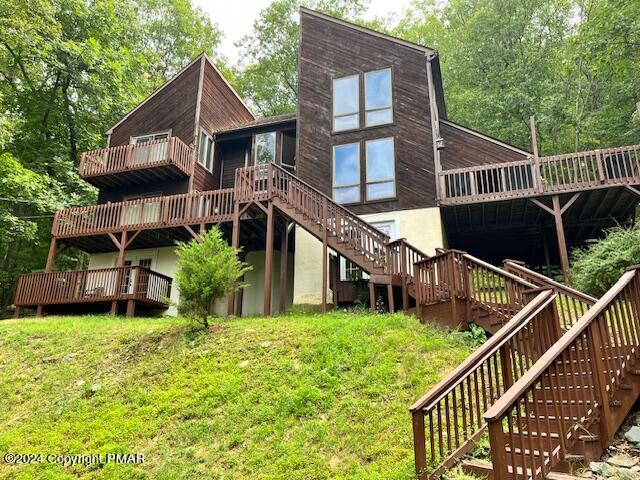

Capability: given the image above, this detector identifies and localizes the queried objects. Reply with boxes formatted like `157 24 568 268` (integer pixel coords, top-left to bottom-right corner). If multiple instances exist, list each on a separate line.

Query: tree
0 0 223 313
571 225 640 297
174 229 252 327
233 0 369 116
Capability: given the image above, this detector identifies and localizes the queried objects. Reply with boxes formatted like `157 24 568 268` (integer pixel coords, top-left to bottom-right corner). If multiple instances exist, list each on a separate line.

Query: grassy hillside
0 312 471 480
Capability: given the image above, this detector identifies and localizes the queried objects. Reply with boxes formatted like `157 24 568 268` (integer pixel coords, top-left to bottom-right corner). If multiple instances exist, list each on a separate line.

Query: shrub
571 225 640 297
175 228 252 327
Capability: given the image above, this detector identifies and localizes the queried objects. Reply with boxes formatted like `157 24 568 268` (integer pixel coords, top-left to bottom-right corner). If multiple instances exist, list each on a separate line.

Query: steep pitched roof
299 7 436 56
441 119 531 156
105 53 253 135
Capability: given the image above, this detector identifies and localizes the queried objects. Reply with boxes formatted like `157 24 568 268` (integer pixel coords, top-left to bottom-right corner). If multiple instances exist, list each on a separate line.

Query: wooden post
487 419 509 480
44 237 58 273
412 411 428 480
227 204 240 316
278 221 289 314
588 321 614 444
499 344 514 389
400 242 409 311
126 299 136 318
333 254 340 310
530 116 543 192
111 231 128 315
552 195 571 283
321 199 328 314
369 282 376 313
263 202 274 316
387 284 395 313
13 306 21 319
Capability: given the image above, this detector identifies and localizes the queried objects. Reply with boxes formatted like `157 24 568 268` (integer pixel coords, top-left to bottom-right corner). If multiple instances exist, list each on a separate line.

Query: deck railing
439 144 640 204
54 189 235 237
503 260 597 329
410 290 560 479
238 163 395 272
79 137 193 178
484 266 640 480
14 266 172 307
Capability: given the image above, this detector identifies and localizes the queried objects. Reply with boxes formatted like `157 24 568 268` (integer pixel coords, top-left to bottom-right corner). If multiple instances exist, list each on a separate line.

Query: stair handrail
503 259 597 329
484 266 640 480
462 253 536 289
503 259 597 304
266 162 391 243
410 289 559 479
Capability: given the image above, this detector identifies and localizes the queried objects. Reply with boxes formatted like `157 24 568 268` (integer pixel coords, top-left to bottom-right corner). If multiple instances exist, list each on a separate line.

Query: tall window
198 131 214 172
255 131 276 164
332 143 360 204
332 75 359 132
365 68 393 127
366 137 395 200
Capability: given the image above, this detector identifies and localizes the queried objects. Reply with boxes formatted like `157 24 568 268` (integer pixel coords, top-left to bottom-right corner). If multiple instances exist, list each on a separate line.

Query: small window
255 131 276 164
332 143 360 204
366 137 395 200
333 75 359 132
131 131 170 144
198 131 214 172
365 68 393 127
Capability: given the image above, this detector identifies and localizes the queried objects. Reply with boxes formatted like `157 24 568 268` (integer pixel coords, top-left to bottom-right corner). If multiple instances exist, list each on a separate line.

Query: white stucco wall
292 206 446 306
88 246 294 317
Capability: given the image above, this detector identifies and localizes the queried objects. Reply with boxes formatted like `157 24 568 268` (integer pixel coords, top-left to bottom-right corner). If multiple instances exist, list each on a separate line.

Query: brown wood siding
192 163 219 191
219 140 249 189
110 60 201 147
97 179 188 204
198 60 254 133
297 12 437 215
439 122 527 170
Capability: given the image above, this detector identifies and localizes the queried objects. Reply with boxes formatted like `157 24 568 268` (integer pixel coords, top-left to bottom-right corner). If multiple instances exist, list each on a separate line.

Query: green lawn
0 312 471 480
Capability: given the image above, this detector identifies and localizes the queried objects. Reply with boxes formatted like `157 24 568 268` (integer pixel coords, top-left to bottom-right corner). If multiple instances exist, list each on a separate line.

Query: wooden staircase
232 164 640 480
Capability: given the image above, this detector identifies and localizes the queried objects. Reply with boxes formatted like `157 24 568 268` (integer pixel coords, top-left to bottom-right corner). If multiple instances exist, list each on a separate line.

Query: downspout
426 53 444 204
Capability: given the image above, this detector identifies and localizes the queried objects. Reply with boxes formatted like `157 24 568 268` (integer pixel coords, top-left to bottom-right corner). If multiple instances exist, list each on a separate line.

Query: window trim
365 137 396 201
198 129 215 172
332 74 360 133
129 130 172 145
332 142 361 204
364 68 394 127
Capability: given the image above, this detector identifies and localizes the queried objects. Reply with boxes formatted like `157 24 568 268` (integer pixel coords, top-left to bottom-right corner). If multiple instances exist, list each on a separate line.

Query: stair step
547 472 587 480
579 434 599 442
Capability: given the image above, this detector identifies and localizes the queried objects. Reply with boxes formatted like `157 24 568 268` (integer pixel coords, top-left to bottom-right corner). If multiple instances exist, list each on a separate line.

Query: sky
192 0 413 65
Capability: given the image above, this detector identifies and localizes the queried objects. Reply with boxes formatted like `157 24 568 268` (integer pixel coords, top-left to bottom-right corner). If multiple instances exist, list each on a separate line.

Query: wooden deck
79 137 194 188
439 144 640 205
14 266 172 317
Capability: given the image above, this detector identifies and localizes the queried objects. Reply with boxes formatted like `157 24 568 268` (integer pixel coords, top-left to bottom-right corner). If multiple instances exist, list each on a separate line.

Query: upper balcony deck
439 144 640 205
79 137 194 188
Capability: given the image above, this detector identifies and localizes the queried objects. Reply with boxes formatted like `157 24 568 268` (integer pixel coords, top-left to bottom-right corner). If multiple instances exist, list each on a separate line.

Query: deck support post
530 193 580 284
278 221 289 314
387 284 395 313
369 282 376 313
227 204 240 316
45 237 58 273
126 299 136 318
332 254 340 310
111 231 128 316
13 306 21 319
551 195 571 284
36 237 59 316
321 231 328 315
263 202 274 316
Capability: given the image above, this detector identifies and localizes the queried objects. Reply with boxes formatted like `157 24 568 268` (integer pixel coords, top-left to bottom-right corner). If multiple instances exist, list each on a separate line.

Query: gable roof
105 53 253 135
300 7 436 56
440 119 531 156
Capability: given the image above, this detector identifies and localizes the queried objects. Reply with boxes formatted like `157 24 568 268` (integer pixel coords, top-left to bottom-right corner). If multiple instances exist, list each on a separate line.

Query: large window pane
366 137 395 200
255 132 276 164
333 75 359 132
333 143 360 203
365 68 393 127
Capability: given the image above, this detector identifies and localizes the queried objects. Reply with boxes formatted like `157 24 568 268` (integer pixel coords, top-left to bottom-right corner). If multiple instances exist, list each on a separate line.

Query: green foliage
0 312 471 479
394 0 640 153
462 323 488 349
233 0 368 115
175 228 251 327
571 225 640 297
0 0 223 313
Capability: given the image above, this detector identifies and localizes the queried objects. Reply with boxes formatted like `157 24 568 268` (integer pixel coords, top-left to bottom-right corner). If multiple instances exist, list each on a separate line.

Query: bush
175 228 252 327
571 225 640 297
